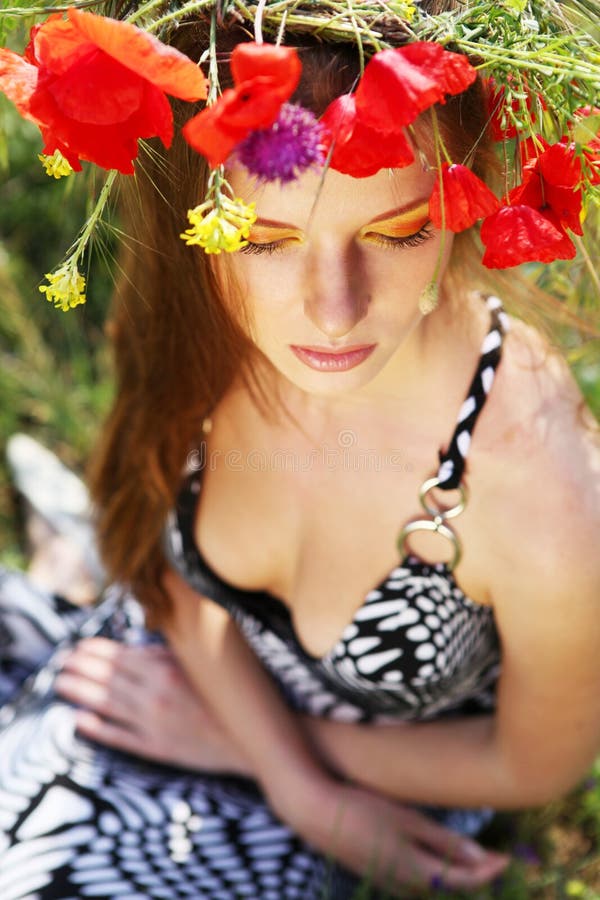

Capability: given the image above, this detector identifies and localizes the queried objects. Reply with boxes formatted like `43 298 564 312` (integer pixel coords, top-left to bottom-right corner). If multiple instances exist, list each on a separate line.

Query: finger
76 637 173 660
54 671 137 724
74 710 150 756
66 638 174 684
59 652 148 710
396 841 510 894
393 807 508 869
61 650 124 685
418 843 510 891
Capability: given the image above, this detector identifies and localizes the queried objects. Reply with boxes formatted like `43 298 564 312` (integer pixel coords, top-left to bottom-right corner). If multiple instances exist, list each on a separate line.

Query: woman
1 0 599 897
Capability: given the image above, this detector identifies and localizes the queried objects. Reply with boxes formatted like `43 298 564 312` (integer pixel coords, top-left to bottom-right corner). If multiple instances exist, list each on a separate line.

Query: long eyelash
367 224 434 249
239 240 288 256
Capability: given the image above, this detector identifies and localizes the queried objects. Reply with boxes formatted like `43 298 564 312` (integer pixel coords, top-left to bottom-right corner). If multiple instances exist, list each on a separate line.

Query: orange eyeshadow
247 226 302 243
360 201 431 238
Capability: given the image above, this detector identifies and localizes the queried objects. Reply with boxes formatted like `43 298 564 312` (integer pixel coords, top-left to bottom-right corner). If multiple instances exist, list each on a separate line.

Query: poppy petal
538 141 582 189
182 77 292 166
356 47 442 130
217 77 292 130
508 167 543 209
48 115 140 174
230 43 301 99
40 127 82 170
182 97 247 168
544 182 583 235
49 51 143 125
0 48 39 118
357 42 476 133
519 134 550 167
132 80 174 148
511 143 584 234
481 205 576 268
401 42 476 97
30 74 152 173
321 94 414 177
32 14 93 75
429 163 499 231
67 8 207 100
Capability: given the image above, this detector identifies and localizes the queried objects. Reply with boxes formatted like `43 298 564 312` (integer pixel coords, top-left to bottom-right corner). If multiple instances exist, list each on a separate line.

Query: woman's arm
302 547 600 809
159 568 509 891
302 404 600 810
160 569 329 798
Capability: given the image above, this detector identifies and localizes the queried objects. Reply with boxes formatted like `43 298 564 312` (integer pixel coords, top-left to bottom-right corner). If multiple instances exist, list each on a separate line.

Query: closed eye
239 221 434 255
362 223 434 250
239 239 296 256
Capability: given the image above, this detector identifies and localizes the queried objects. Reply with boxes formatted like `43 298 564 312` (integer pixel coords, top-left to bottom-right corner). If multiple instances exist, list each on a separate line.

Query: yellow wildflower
387 0 417 22
38 150 74 179
180 197 257 254
400 0 417 22
39 263 87 311
566 880 587 897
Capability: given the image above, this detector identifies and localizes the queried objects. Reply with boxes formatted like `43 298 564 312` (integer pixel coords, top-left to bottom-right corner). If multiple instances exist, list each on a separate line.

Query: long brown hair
87 14 501 626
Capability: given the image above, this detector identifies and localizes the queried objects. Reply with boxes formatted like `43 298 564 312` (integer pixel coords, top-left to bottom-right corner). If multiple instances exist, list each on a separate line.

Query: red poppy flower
510 141 583 235
486 75 537 141
429 163 499 232
518 134 550 168
183 43 301 168
355 42 477 133
0 9 208 174
480 205 576 268
320 94 414 177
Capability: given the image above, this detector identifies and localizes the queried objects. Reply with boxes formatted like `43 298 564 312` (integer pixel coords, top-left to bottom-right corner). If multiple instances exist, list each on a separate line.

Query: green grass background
1 97 600 899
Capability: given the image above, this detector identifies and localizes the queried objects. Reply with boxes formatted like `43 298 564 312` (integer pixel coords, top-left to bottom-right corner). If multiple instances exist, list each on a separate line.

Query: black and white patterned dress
0 295 508 899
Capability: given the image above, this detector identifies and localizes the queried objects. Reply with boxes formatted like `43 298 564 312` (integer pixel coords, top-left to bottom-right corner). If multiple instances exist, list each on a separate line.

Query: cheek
234 255 306 315
210 255 267 342
366 230 451 297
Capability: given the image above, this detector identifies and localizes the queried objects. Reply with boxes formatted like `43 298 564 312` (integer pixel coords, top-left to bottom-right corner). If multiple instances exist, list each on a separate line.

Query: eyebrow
251 197 431 232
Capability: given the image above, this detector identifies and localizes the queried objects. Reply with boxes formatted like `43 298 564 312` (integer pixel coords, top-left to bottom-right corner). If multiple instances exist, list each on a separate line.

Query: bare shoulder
474 312 600 583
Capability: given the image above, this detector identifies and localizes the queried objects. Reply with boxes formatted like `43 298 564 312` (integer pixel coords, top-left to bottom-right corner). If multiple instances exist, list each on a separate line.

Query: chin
280 359 385 397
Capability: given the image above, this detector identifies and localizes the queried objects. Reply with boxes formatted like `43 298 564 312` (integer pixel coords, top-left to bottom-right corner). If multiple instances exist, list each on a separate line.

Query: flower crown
1 0 599 311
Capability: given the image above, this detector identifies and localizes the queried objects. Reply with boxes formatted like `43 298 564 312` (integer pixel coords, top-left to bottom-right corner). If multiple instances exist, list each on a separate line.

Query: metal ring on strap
396 517 463 571
419 476 469 520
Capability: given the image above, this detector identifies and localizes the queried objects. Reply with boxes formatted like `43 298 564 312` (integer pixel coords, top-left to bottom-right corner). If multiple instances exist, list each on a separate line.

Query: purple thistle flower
236 103 325 183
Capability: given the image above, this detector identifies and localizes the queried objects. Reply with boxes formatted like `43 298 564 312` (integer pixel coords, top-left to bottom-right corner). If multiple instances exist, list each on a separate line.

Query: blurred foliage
0 92 116 562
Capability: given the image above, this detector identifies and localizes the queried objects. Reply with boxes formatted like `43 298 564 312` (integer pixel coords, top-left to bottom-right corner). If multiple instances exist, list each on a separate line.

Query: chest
193 431 492 658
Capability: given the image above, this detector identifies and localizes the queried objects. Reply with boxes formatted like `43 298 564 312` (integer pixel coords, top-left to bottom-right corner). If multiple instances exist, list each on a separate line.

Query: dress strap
436 295 509 491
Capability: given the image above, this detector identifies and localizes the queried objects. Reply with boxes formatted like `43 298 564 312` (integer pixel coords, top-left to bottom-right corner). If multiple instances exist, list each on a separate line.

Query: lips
289 343 376 371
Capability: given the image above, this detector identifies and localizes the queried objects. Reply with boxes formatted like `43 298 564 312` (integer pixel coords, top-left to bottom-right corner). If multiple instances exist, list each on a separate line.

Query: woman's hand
54 639 510 893
272 778 511 894
53 637 250 775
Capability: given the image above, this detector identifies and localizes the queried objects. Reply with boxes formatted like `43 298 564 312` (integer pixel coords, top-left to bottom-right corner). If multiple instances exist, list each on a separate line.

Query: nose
304 237 369 339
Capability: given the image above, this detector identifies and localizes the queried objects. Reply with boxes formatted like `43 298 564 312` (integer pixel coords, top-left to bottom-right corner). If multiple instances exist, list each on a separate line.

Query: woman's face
224 160 452 400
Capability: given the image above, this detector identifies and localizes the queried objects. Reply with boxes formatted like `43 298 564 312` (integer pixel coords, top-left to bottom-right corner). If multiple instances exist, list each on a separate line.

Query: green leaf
573 113 600 146
501 0 528 13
